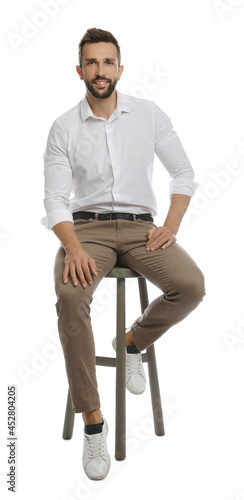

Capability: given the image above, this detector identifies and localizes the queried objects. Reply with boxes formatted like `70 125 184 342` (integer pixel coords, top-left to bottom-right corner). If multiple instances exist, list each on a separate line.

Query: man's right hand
63 243 98 287
52 221 98 288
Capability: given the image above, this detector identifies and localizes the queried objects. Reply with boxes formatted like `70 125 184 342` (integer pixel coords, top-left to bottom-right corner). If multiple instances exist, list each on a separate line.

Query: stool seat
62 264 165 461
106 266 142 279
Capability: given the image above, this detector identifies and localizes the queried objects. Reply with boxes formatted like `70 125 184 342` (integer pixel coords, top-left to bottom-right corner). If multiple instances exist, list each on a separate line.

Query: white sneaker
112 337 146 395
82 418 111 480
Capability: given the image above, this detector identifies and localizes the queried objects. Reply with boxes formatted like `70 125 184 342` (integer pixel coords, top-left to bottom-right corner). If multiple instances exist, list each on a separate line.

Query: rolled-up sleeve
41 120 73 230
153 103 198 196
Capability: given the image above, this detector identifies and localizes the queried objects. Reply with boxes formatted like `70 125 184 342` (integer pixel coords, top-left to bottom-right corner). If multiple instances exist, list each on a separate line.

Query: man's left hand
146 226 177 251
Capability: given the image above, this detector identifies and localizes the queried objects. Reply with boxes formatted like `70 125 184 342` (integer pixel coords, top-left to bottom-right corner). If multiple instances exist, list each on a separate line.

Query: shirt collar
80 90 133 122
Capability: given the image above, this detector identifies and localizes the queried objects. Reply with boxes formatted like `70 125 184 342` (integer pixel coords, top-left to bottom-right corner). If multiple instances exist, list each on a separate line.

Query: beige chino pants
54 218 205 413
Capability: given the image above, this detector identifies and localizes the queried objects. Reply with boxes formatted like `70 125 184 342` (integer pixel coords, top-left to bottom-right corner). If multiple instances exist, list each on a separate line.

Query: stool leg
62 388 75 440
146 344 165 435
115 277 126 460
138 278 165 436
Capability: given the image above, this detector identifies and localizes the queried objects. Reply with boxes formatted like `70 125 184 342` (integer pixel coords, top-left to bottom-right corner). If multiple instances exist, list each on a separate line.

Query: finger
146 229 160 246
147 228 156 239
63 263 69 284
75 266 88 288
88 258 98 277
81 263 93 286
148 233 175 251
147 233 168 250
161 238 176 250
161 235 177 249
69 263 79 287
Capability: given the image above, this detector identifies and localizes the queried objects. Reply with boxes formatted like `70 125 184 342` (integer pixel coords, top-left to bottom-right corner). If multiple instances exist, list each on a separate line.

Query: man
41 27 205 481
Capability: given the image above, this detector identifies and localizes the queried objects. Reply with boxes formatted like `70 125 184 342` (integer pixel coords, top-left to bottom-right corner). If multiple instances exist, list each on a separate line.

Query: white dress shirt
41 90 198 230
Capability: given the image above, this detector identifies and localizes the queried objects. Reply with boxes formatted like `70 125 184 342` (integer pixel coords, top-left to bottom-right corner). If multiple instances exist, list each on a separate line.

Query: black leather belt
73 211 153 222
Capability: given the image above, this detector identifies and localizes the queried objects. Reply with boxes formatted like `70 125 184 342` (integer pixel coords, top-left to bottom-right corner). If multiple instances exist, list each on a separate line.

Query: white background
1 0 244 499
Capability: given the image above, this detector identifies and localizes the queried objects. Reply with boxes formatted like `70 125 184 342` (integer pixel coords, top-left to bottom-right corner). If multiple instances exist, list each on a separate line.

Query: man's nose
96 63 106 76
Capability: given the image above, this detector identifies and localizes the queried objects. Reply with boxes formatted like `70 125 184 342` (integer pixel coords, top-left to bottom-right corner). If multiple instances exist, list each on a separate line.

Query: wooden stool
62 266 165 460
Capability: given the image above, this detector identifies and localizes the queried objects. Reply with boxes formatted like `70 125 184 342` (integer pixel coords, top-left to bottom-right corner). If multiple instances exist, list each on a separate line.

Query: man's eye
107 61 113 65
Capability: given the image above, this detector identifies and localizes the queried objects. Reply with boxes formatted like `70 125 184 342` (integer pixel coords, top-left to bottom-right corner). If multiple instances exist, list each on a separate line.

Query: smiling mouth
93 81 109 88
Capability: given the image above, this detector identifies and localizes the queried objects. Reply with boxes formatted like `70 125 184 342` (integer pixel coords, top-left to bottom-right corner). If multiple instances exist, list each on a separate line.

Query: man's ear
118 65 124 81
76 65 83 80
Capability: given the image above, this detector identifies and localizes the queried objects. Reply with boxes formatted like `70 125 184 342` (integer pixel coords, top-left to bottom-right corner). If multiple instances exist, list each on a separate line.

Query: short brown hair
78 28 121 67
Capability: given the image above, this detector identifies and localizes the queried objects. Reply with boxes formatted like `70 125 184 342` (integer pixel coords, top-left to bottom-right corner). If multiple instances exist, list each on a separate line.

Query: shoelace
126 353 143 376
86 433 104 460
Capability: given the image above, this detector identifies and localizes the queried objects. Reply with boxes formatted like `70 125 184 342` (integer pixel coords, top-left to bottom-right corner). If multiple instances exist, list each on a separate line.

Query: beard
84 76 118 99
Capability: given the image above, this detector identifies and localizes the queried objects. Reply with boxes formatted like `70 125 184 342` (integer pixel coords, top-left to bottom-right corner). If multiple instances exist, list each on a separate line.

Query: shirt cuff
169 178 199 197
41 209 74 230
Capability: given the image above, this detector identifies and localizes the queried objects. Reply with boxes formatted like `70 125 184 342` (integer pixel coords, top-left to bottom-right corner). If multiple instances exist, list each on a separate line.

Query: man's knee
55 280 93 316
182 267 206 305
55 283 93 348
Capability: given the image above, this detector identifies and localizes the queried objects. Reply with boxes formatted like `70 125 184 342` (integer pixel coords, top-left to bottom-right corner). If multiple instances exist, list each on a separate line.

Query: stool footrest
95 353 149 368
96 356 116 367
141 353 148 363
